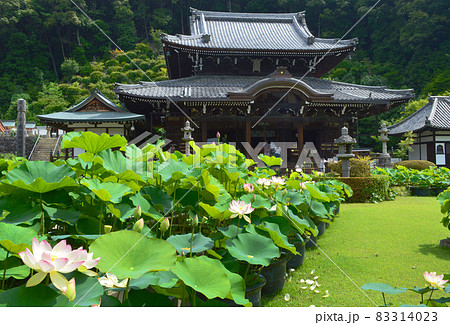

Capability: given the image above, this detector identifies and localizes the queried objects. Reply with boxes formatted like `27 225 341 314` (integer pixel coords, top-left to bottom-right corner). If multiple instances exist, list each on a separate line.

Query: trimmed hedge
394 160 436 170
328 158 371 177
333 175 390 203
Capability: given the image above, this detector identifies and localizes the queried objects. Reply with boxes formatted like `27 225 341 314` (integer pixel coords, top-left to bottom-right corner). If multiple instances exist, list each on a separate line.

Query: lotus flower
19 238 100 296
243 183 254 193
228 200 254 223
424 271 448 290
256 178 271 189
98 273 129 288
271 176 286 187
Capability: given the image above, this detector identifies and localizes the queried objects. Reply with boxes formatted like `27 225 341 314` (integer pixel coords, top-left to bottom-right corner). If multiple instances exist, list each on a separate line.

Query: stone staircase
28 137 58 161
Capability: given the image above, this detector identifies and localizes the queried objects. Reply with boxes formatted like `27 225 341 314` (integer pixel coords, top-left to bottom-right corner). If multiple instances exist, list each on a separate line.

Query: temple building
114 8 414 166
389 96 450 166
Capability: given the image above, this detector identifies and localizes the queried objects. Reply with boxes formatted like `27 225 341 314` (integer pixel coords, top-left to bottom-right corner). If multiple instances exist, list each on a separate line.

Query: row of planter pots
409 186 448 197
247 221 328 306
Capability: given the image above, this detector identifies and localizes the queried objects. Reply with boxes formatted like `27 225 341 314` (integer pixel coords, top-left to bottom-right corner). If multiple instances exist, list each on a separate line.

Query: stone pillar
182 120 194 156
16 99 27 158
378 123 392 167
334 126 356 177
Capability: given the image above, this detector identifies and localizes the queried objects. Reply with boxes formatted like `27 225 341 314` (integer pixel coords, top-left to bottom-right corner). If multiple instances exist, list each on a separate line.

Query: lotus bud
192 215 199 227
160 217 170 233
133 205 142 219
64 278 76 302
217 131 221 139
104 225 112 234
286 197 290 206
282 189 287 196
133 218 144 232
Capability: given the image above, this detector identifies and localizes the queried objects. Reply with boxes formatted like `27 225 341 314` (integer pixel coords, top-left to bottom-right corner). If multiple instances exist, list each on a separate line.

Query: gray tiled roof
161 9 357 51
67 89 121 112
37 111 145 123
389 96 450 135
114 75 413 104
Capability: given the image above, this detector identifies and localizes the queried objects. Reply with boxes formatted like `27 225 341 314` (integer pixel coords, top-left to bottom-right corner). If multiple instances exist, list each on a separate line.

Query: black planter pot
305 234 317 249
286 241 306 269
318 221 326 237
245 274 266 307
221 274 266 307
261 253 291 296
409 186 431 196
432 187 448 196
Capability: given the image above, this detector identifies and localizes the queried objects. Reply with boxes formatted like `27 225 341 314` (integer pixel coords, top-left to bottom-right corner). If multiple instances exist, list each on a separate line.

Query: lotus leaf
1 161 77 194
61 131 127 154
172 256 231 299
167 233 214 255
129 192 162 220
258 154 282 166
226 232 280 266
66 272 104 307
256 222 297 254
240 193 271 209
217 225 244 238
89 230 177 279
0 284 64 306
0 201 41 225
81 179 132 203
361 283 408 294
0 222 37 254
157 160 189 182
305 183 331 202
130 271 178 290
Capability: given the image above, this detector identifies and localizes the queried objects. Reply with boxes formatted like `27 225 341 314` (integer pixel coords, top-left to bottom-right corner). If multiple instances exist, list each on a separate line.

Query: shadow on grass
417 243 450 260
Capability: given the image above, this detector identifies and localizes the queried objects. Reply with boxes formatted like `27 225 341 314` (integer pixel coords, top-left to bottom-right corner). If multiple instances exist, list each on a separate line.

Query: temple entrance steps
28 137 58 161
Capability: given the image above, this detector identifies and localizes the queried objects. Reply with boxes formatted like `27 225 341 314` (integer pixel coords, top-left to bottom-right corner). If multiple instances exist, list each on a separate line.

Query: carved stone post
334 126 356 177
16 99 27 158
182 120 194 156
378 123 392 167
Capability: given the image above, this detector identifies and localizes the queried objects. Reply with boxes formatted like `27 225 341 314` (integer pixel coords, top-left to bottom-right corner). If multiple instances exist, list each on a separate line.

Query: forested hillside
1 0 449 136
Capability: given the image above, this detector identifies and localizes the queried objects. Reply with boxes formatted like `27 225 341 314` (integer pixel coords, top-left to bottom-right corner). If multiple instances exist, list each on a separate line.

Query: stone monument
16 99 27 158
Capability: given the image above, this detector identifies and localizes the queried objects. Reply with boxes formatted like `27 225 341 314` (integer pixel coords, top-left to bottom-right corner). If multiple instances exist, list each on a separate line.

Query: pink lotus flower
243 183 254 193
424 271 448 290
256 178 271 189
217 131 221 139
271 176 286 187
19 238 100 297
228 200 254 223
98 273 129 288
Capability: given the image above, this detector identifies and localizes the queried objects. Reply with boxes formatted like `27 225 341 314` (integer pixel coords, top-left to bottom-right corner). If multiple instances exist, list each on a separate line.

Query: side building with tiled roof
389 96 450 166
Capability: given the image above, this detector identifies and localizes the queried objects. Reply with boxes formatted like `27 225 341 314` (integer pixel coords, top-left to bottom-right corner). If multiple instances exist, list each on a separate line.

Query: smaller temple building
389 96 450 166
37 89 145 138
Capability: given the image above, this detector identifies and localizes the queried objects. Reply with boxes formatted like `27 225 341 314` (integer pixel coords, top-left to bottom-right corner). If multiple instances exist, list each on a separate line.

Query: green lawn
263 196 450 307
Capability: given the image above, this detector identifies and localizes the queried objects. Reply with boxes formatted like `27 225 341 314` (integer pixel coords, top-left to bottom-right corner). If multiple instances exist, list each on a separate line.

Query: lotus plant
271 176 286 187
18 238 100 301
256 178 271 189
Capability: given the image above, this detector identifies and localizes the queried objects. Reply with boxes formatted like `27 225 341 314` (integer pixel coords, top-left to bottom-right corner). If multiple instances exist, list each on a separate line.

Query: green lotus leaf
286 209 318 236
141 186 172 214
81 179 133 203
61 131 127 154
399 304 427 307
0 284 62 306
89 230 177 279
172 256 231 299
167 233 214 255
1 161 77 194
157 160 189 182
124 290 174 307
304 183 331 202
226 232 280 266
130 271 178 290
199 202 232 220
213 260 251 306
42 206 82 225
361 283 408 294
129 192 162 220
0 256 30 279
240 193 271 209
98 149 128 174
258 154 282 166
256 222 297 254
0 222 38 254
408 286 432 294
310 200 329 219
218 225 244 238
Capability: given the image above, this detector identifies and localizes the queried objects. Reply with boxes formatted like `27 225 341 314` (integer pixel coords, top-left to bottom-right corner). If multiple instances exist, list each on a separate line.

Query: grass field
262 196 450 307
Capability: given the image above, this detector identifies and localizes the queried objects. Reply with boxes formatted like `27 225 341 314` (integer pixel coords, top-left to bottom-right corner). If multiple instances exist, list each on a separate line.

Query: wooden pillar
202 120 207 142
245 120 251 144
297 121 304 154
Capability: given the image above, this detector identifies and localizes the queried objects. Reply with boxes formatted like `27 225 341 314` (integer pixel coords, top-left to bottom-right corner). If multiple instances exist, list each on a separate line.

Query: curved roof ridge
388 99 433 131
190 8 304 20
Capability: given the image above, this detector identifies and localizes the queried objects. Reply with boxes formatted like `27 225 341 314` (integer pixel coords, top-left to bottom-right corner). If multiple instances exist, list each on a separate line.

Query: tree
60 59 80 81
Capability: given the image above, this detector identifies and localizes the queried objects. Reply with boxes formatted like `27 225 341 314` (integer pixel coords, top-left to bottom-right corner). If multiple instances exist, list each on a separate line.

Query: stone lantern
182 120 194 155
378 122 391 167
334 126 356 177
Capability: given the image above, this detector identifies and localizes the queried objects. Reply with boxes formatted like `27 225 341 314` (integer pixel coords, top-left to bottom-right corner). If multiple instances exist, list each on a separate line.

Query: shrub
394 160 436 170
60 59 80 81
328 157 371 177
333 175 390 203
